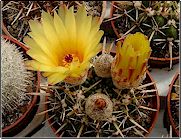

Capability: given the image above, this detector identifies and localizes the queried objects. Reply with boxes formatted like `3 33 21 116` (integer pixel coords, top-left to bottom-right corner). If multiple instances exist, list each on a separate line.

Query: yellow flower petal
41 11 59 45
64 7 76 52
42 72 53 77
29 20 44 36
24 36 55 66
47 72 67 85
54 11 68 47
25 60 67 73
58 5 67 21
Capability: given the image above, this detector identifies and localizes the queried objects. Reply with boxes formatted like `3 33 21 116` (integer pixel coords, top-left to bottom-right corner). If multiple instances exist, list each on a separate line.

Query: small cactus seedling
1 38 33 128
85 93 113 121
111 1 179 69
93 37 114 78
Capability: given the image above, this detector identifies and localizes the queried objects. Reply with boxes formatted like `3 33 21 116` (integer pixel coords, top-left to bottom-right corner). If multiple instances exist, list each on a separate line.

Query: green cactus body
113 1 179 58
155 15 165 27
2 38 32 128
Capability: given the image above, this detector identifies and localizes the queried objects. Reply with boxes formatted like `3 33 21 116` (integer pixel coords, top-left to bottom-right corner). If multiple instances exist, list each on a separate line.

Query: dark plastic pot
2 35 40 137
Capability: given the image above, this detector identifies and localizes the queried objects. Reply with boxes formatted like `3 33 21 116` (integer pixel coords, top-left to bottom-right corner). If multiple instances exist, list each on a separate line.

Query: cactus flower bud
111 32 151 89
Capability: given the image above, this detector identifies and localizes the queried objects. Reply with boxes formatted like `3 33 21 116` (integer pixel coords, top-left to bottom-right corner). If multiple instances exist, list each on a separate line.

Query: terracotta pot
110 1 179 68
144 71 160 137
45 51 160 137
2 1 107 40
148 57 179 68
164 72 180 137
2 35 40 137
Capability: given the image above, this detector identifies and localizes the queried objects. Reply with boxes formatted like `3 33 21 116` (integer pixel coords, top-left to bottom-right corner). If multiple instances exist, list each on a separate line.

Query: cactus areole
85 93 113 121
110 1 179 68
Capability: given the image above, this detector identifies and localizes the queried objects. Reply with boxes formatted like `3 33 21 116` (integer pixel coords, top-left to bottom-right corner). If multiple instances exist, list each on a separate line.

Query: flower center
95 98 106 110
62 53 80 67
64 54 73 63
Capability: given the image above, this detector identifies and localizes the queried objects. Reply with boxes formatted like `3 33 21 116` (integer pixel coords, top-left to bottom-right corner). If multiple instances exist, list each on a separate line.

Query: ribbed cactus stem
42 68 159 137
1 38 32 115
112 1 179 70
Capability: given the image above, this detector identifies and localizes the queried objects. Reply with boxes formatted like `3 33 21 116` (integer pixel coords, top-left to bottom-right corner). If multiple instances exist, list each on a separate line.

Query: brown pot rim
2 21 14 39
149 56 179 61
110 1 179 62
167 72 180 137
46 70 160 137
1 35 41 134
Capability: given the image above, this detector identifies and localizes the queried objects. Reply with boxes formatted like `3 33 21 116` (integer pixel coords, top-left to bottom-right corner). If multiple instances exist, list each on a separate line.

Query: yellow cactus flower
111 32 151 89
24 5 104 85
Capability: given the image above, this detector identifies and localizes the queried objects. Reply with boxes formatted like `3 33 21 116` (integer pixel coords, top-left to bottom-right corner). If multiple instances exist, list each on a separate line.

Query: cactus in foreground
40 67 158 137
35 32 158 138
112 1 179 68
1 38 32 117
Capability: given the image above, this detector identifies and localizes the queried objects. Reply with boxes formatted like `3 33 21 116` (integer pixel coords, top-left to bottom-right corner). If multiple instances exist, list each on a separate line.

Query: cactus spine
1 38 32 116
112 1 179 69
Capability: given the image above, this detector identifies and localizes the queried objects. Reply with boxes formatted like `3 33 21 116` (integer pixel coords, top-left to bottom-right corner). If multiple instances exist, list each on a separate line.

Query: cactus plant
110 1 179 69
1 38 32 128
37 32 159 137
2 1 106 41
21 3 159 138
41 67 159 137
